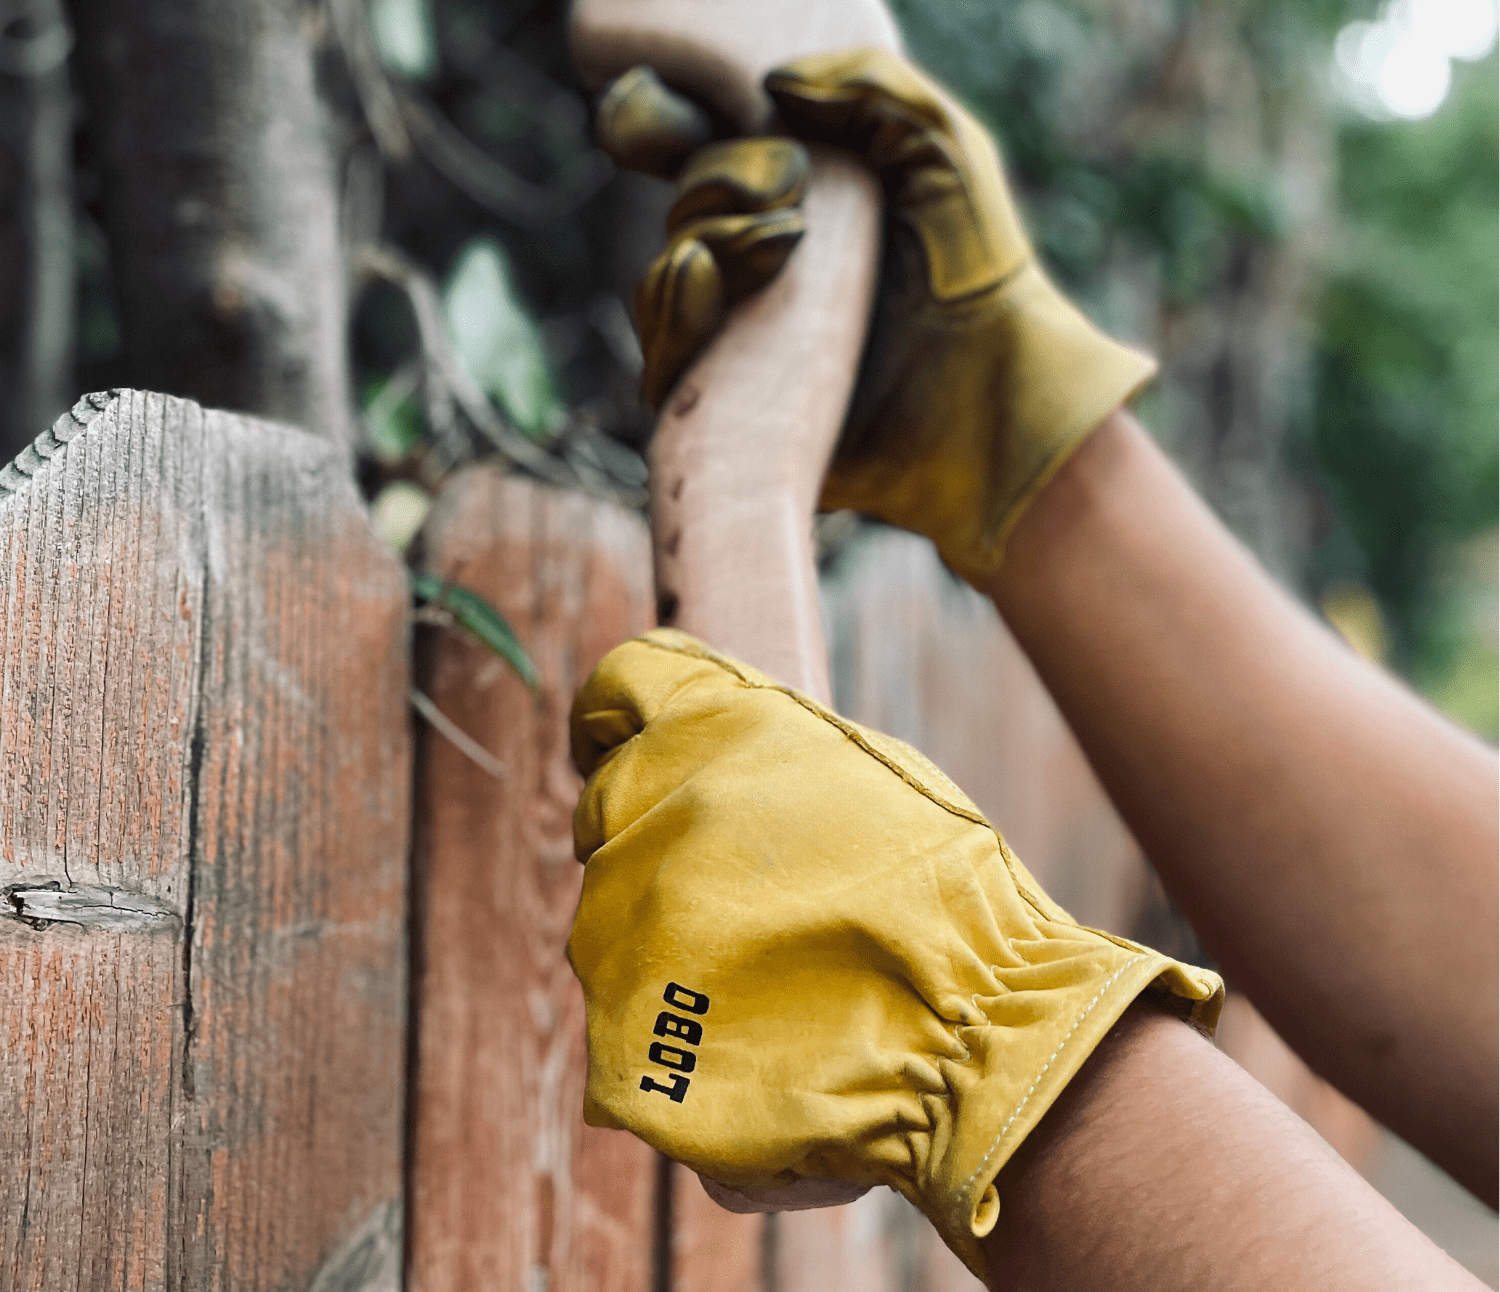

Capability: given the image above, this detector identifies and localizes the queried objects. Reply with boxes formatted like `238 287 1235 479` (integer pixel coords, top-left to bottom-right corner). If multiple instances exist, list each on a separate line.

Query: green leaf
412 572 541 693
361 371 423 462
370 0 437 80
443 238 562 440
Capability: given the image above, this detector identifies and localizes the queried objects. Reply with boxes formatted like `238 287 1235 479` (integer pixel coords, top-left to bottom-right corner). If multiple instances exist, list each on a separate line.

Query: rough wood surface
407 466 657 1292
671 1166 763 1292
0 389 410 1290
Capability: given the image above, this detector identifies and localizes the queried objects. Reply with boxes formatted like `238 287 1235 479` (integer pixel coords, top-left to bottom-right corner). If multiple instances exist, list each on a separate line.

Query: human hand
567 630 1222 1278
597 50 1158 580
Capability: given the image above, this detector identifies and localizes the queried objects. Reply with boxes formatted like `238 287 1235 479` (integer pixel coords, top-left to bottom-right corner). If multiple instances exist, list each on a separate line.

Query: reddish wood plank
0 389 410 1290
672 1166 764 1292
407 466 658 1292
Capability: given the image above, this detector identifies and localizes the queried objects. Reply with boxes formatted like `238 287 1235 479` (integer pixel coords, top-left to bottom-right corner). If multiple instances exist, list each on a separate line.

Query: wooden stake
571 0 899 1285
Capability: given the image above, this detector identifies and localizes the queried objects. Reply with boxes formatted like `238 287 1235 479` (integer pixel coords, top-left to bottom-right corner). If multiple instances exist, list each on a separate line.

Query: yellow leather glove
597 65 812 408
568 630 1222 1279
596 51 1156 579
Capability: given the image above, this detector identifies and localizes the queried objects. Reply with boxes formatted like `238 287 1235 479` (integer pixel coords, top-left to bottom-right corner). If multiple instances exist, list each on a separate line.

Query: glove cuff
919 935 1221 1280
818 260 1155 585
975 262 1157 572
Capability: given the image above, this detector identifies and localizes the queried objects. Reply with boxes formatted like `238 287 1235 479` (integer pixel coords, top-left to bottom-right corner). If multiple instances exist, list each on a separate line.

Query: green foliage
412 571 540 692
443 237 563 438
885 0 1282 299
893 0 1496 728
1309 54 1498 695
361 373 424 461
371 0 439 80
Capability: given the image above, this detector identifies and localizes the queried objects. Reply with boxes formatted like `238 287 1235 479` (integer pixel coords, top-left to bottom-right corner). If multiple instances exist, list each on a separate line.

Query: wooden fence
1 390 1369 1290
1 390 408 1289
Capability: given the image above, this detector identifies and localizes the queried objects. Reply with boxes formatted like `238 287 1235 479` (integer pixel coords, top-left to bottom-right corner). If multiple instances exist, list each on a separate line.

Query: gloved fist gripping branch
568 632 1223 1279
598 50 1158 579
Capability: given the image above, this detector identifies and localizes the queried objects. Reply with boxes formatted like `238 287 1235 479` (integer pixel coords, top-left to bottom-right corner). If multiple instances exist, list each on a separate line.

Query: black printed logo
639 982 710 1103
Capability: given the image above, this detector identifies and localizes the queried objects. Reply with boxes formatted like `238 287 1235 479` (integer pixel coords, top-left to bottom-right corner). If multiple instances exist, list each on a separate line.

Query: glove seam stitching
959 956 1142 1198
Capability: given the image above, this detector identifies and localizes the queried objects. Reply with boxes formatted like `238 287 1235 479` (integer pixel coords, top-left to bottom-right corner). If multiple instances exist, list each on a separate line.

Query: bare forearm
981 409 1498 1201
983 1004 1485 1292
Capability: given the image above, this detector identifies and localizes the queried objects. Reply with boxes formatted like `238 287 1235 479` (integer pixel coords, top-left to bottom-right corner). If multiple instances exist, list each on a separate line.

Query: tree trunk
0 0 74 459
70 0 354 447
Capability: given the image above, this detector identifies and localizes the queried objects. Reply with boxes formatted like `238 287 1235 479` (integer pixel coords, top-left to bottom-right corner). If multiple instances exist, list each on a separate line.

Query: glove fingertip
636 237 724 409
597 64 715 180
766 50 952 159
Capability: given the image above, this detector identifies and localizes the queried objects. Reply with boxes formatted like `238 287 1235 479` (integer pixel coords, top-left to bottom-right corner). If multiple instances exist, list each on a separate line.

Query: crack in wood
1 388 411 1288
2 881 182 932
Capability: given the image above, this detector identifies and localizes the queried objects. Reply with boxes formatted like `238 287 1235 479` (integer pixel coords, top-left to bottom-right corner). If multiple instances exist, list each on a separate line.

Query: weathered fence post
0 389 410 1290
405 466 658 1291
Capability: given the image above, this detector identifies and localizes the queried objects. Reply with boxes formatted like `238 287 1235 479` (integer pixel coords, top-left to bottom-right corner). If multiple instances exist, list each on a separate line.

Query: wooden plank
0 389 410 1290
407 466 658 1292
774 1193 902 1292
672 1165 764 1292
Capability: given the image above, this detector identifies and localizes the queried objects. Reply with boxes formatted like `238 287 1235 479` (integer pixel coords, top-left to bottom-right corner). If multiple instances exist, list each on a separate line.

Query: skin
980 408 1499 1207
980 1003 1485 1292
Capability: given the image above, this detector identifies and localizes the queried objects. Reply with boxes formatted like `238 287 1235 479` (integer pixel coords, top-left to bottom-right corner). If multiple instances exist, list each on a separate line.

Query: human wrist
981 999 1200 1284
972 405 1136 608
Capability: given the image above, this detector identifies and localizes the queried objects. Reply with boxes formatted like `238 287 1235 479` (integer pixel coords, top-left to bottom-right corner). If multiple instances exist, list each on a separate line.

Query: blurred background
0 0 1494 1282
11 0 1490 736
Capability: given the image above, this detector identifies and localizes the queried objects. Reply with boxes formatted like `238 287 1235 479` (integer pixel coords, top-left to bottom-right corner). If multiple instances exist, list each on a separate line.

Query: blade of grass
409 688 509 778
412 571 540 693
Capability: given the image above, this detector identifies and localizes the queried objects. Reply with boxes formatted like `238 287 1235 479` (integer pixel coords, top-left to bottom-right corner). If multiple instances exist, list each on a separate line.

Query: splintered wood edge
0 389 115 506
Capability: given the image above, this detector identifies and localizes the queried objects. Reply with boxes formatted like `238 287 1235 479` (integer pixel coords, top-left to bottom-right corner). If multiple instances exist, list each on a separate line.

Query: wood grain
406 466 658 1292
0 389 410 1290
671 1166 763 1292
